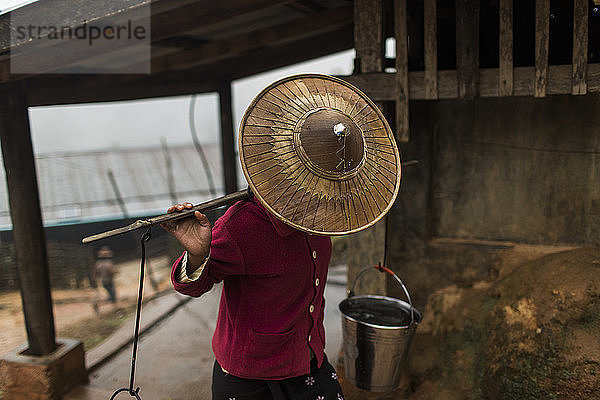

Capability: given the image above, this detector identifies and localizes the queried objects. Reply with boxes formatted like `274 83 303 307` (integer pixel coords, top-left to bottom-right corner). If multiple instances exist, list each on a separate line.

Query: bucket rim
339 294 422 330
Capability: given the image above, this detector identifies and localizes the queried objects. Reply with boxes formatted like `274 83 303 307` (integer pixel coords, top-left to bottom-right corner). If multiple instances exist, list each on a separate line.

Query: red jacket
171 196 332 380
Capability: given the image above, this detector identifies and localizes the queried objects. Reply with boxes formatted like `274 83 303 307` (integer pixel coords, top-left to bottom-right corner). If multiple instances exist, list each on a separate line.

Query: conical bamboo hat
239 74 401 236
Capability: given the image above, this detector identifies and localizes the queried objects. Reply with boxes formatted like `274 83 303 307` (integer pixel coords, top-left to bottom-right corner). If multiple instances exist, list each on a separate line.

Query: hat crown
295 108 365 180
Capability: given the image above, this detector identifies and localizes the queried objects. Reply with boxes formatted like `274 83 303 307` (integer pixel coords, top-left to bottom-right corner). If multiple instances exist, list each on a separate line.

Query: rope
109 227 152 400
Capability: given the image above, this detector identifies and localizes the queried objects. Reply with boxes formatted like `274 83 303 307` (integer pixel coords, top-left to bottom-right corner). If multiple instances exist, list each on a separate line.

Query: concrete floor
65 267 347 400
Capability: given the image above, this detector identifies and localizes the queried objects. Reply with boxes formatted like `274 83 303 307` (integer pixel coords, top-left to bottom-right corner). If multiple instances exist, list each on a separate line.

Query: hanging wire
109 227 152 400
189 95 217 196
334 122 348 172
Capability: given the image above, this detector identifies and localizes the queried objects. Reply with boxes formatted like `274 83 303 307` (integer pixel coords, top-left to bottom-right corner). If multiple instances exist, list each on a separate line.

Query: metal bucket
339 266 422 392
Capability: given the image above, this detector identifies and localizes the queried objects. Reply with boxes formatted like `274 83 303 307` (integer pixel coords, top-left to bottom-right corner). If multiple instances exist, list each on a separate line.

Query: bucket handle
348 264 416 326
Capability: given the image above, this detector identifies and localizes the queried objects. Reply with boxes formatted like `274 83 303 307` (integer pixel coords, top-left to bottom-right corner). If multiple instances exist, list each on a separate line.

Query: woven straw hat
239 74 401 235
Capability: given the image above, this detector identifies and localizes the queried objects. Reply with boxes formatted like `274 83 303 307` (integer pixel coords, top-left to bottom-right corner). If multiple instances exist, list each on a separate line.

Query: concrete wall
384 94 600 308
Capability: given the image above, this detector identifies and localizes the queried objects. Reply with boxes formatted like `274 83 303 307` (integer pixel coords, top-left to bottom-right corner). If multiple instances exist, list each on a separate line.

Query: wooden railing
350 0 597 143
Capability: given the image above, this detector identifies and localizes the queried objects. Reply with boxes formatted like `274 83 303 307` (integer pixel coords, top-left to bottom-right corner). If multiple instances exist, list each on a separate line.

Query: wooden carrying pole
82 188 251 244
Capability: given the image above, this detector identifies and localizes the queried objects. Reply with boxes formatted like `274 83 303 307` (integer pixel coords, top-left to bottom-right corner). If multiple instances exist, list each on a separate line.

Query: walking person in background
94 246 118 303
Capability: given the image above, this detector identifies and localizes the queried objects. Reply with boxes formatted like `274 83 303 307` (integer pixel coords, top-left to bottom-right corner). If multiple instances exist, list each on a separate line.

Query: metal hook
109 387 142 400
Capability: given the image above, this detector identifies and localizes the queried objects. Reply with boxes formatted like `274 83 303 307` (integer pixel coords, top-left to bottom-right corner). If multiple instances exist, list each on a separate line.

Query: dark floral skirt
212 354 344 400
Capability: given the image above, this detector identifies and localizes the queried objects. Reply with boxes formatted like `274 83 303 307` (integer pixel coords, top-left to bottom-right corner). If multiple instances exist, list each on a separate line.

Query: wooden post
499 0 513 96
0 86 56 356
535 0 550 97
354 0 385 73
424 0 438 100
350 0 387 296
455 0 480 99
572 0 589 95
395 0 410 142
218 80 238 194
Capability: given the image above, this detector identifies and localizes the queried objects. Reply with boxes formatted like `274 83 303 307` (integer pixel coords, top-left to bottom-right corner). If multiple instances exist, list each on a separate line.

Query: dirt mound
392 247 600 400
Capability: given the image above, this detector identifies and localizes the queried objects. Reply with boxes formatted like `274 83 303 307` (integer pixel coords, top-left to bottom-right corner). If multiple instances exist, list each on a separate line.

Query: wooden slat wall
343 64 600 101
376 0 596 141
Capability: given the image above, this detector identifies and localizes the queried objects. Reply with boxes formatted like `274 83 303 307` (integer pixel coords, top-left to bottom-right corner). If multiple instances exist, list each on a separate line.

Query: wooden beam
535 0 550 97
395 0 409 143
285 0 324 14
424 0 438 100
0 0 151 52
0 0 296 84
341 63 600 100
23 24 352 106
0 85 56 356
354 0 384 73
24 72 219 106
455 0 480 99
218 81 238 194
499 0 513 96
572 0 589 95
149 5 352 74
0 1 152 83
150 0 296 42
219 26 353 81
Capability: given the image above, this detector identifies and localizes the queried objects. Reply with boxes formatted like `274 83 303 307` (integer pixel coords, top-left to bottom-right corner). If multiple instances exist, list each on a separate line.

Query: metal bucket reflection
339 266 422 392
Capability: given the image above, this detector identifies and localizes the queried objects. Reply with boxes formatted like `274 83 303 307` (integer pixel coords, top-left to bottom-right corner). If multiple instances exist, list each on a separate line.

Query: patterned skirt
212 354 344 400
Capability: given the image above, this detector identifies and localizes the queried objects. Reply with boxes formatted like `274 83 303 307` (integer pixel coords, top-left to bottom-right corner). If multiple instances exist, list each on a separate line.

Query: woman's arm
162 202 245 297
